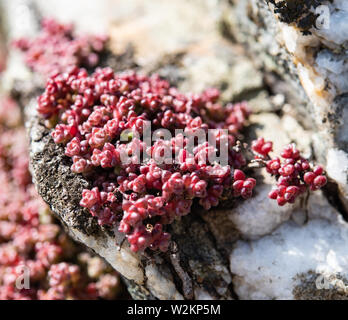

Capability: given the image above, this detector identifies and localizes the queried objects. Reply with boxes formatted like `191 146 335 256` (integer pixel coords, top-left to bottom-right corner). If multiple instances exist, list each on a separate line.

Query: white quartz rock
230 216 348 300
315 50 348 95
228 180 296 240
314 0 348 46
326 148 348 211
327 149 348 189
307 190 341 223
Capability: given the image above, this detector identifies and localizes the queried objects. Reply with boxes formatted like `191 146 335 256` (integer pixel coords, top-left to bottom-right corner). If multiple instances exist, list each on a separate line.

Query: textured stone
230 211 348 300
224 0 348 210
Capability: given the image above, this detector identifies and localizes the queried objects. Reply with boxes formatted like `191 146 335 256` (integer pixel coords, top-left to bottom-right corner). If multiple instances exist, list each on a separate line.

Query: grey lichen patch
293 270 348 300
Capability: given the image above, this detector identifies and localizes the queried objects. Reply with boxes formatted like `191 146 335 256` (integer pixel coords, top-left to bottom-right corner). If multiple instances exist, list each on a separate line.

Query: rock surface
1 0 347 300
224 0 348 211
230 196 348 300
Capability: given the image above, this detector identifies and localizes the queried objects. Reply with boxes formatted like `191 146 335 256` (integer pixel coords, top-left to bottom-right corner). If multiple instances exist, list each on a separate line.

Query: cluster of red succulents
251 137 327 206
232 169 256 199
13 18 108 78
0 97 121 300
37 66 254 252
15 18 327 255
